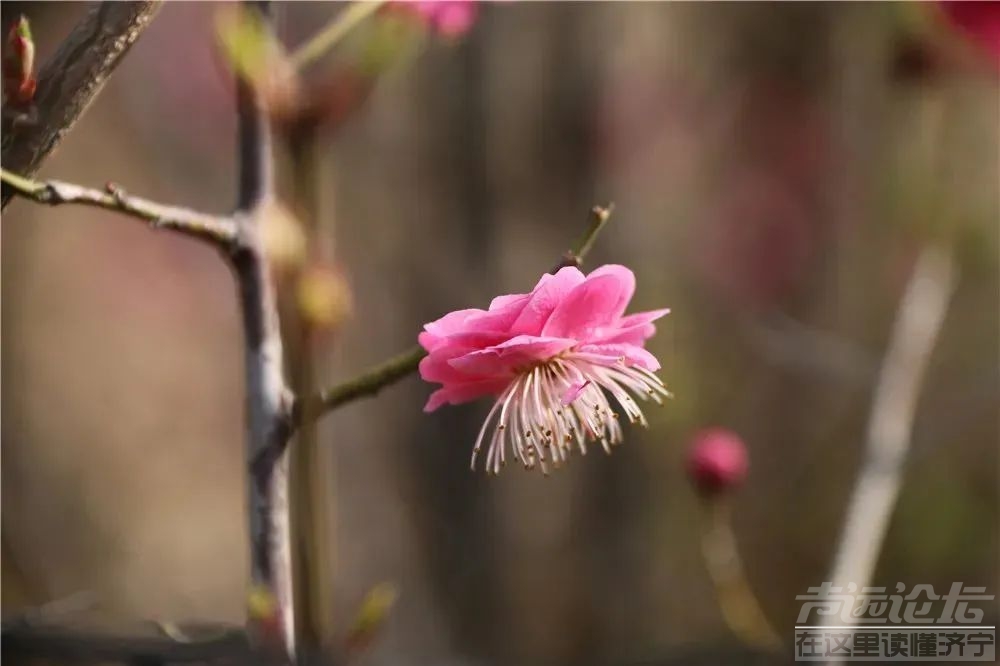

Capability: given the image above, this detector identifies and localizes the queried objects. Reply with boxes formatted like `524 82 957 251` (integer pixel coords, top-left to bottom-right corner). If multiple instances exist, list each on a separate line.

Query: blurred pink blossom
694 82 829 310
939 0 1000 63
419 265 670 474
394 0 479 38
686 428 749 496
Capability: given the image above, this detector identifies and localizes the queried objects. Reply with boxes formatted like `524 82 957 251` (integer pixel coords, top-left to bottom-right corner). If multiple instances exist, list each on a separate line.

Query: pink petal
561 380 591 406
576 343 662 372
510 266 586 336
424 389 450 412
424 308 483 335
432 1 478 36
489 293 529 311
421 351 476 384
419 330 511 383
585 264 636 319
448 335 576 376
542 273 623 339
418 331 439 351
420 326 504 354
619 307 671 328
464 293 531 331
420 295 532 352
423 378 508 412
421 308 486 350
589 308 671 346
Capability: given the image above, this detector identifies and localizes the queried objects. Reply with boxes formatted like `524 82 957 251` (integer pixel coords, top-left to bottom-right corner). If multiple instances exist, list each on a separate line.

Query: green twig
699 499 782 650
553 203 614 272
290 1 387 69
1 169 236 247
300 204 615 425
298 345 426 422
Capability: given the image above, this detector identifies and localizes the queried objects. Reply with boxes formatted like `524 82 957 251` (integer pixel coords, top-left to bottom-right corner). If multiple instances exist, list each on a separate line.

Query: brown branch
296 346 426 422
231 2 296 659
1 1 162 208
552 203 614 272
0 169 237 248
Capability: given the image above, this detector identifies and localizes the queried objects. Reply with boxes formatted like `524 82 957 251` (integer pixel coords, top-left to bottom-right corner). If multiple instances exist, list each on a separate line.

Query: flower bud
215 7 302 118
686 428 748 496
344 582 398 654
939 0 1000 65
3 16 36 106
296 264 353 330
260 199 307 272
390 0 479 39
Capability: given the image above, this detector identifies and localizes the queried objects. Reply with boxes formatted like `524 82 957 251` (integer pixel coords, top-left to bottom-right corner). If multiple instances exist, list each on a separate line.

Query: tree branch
0 169 237 247
297 203 617 427
230 2 296 659
553 203 614 272
821 245 956 657
1 1 162 208
297 345 426 421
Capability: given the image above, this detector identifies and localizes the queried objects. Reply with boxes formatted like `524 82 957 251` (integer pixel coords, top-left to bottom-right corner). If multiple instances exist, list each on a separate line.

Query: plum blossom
419 264 670 475
395 0 479 38
686 428 749 496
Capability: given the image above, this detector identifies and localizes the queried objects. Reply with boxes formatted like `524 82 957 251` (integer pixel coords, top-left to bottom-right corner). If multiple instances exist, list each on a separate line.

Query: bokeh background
2 2 997 665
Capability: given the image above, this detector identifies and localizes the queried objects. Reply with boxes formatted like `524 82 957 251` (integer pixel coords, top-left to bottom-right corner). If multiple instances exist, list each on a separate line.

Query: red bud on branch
3 16 36 106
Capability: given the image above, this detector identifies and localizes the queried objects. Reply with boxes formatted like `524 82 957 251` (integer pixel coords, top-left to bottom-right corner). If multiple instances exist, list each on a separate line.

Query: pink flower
390 0 479 38
419 264 670 474
939 1 1000 64
420 1 478 37
686 428 749 496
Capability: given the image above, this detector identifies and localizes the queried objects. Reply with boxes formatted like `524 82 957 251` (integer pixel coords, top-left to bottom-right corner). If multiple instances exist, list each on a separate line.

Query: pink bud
390 0 479 39
3 16 36 106
939 0 1000 64
686 428 748 496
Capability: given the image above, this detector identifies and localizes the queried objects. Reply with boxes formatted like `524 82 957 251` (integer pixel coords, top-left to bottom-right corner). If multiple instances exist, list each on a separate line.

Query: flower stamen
471 353 666 474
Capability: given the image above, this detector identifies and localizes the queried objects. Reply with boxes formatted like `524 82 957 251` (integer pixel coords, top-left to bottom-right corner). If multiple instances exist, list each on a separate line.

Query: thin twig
289 1 387 69
553 203 614 272
699 501 782 650
0 169 237 247
231 1 296 659
299 204 617 426
1 2 162 208
283 124 333 654
297 345 426 421
821 246 956 658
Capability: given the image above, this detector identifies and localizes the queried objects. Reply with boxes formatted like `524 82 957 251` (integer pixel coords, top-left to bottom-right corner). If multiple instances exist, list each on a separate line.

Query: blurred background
2 2 997 665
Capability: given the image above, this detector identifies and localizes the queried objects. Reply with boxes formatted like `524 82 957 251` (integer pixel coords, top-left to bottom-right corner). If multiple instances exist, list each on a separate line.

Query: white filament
471 353 671 475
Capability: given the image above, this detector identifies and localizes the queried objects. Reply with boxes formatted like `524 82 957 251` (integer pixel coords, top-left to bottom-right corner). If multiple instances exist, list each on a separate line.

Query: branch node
106 181 126 203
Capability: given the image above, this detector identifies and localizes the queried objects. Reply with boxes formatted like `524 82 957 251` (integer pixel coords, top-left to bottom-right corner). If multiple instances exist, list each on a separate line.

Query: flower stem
699 499 782 651
290 1 387 70
297 345 426 423
553 203 614 272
